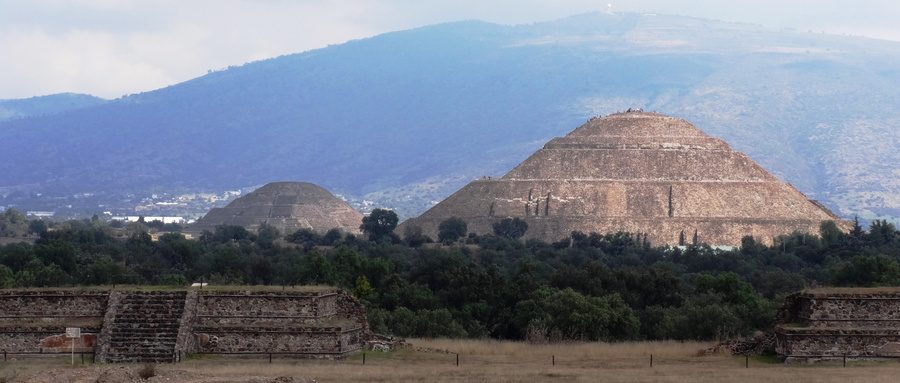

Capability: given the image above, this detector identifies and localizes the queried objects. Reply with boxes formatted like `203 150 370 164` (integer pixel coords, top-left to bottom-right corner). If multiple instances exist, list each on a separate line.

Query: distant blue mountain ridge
0 93 106 122
1 12 899 223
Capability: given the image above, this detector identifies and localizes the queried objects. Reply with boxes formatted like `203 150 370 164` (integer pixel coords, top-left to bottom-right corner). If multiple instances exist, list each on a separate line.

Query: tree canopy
0 217 899 342
438 217 467 243
493 217 528 239
360 209 399 241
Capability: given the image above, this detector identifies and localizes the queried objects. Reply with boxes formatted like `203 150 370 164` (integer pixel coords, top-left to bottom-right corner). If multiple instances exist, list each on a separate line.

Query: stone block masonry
191 290 367 358
0 288 370 361
0 290 107 354
775 288 900 362
399 112 851 246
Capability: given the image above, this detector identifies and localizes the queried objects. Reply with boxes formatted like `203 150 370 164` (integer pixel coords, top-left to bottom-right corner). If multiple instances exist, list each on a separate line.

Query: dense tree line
1 208 899 342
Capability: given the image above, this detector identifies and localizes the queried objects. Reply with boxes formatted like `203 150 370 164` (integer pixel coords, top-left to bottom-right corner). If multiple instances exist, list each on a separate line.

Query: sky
1 0 899 100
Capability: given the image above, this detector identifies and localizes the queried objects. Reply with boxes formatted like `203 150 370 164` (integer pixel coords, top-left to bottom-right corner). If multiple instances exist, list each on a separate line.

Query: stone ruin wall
193 325 362 356
191 289 367 358
777 328 900 359
776 291 900 361
0 291 108 353
0 289 369 360
797 294 900 327
410 179 834 246
194 291 338 326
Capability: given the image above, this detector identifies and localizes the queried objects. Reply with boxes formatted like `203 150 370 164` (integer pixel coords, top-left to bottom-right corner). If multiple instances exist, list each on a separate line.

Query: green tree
205 225 252 244
867 220 898 246
831 255 900 286
256 223 281 249
0 208 28 237
27 220 48 235
354 275 375 299
438 217 468 244
300 250 334 285
402 225 429 248
819 220 842 247
493 218 528 240
322 228 343 246
156 232 204 269
34 239 78 273
655 296 744 340
360 209 398 241
332 246 364 287
0 265 14 288
513 287 639 341
286 228 321 246
842 215 865 249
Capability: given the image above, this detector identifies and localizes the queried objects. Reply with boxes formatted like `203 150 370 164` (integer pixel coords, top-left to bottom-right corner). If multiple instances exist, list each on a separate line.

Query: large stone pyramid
400 112 849 246
190 182 363 235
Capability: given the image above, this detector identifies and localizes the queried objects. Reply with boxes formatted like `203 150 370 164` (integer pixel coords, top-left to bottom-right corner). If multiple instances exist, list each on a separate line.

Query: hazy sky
1 0 899 100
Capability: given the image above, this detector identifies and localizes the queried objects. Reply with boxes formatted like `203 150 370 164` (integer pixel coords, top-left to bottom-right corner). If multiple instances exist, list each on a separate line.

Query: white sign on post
66 327 80 366
65 327 80 338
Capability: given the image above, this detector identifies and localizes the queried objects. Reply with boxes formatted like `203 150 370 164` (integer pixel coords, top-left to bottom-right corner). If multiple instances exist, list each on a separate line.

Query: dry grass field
3 339 900 382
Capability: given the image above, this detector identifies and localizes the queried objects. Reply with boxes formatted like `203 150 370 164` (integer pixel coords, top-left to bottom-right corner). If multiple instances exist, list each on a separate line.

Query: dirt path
7 365 309 383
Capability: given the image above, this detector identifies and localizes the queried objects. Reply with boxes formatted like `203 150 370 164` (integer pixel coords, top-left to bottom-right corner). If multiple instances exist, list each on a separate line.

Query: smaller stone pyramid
190 182 362 235
399 112 849 246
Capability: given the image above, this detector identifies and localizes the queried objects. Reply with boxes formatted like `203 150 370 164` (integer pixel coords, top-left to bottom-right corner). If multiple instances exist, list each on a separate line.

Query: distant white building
111 216 186 224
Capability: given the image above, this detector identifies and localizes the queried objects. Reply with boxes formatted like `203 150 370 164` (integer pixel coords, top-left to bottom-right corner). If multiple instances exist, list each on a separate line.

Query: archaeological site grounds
2 113 900 381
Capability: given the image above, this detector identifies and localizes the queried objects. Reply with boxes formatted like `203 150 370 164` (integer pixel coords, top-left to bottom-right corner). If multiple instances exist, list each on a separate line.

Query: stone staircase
105 291 187 363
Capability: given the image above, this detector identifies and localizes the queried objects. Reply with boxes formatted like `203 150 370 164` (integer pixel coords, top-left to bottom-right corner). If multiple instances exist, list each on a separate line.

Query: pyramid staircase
104 291 187 363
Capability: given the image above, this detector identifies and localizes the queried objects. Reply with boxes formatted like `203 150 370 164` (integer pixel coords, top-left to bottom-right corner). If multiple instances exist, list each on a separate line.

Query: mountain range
1 12 899 223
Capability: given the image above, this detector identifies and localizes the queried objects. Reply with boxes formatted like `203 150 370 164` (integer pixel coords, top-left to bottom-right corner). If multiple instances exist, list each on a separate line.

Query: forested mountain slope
0 93 106 122
1 12 898 222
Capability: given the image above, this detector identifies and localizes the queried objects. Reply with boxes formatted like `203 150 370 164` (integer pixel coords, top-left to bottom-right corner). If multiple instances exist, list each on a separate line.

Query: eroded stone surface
776 288 900 361
0 289 371 362
190 182 363 235
400 112 849 246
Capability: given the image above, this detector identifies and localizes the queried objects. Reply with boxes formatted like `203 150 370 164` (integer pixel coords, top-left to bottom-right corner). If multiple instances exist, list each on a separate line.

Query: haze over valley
2 11 899 225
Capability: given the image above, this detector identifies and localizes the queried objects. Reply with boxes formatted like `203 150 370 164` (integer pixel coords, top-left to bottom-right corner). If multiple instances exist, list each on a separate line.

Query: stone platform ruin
775 288 900 362
400 111 849 246
0 288 371 363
